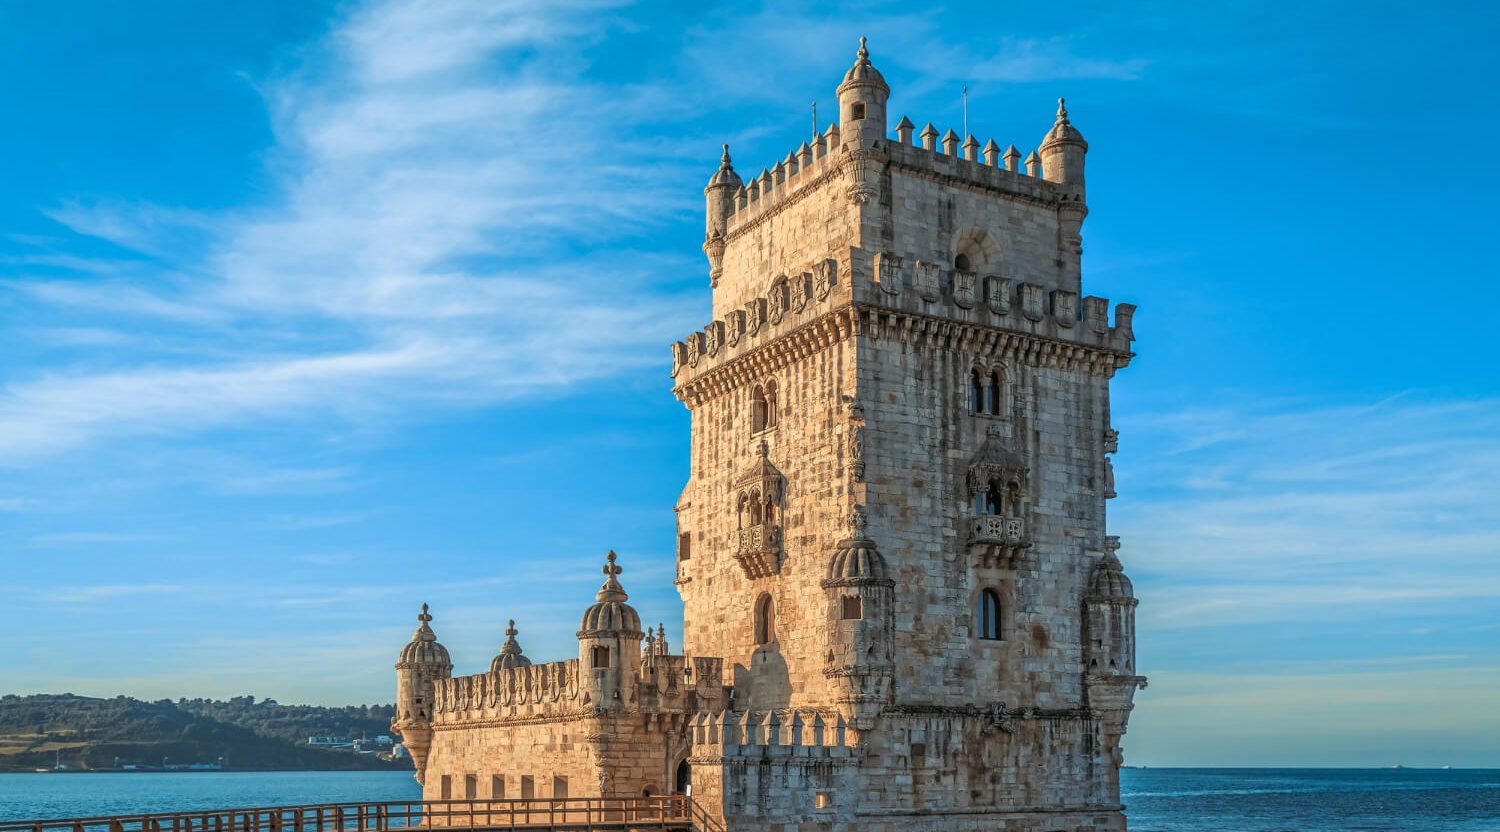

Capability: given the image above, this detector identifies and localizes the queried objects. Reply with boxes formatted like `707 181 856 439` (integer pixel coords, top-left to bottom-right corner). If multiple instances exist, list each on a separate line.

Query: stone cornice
673 303 1132 407
674 306 857 408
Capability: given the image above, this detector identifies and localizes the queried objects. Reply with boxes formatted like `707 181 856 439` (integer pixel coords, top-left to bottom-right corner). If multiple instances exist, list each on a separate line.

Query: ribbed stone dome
1041 98 1088 150
706 144 743 188
838 37 888 93
489 619 532 672
823 538 893 587
1088 553 1135 600
578 551 643 637
397 604 452 668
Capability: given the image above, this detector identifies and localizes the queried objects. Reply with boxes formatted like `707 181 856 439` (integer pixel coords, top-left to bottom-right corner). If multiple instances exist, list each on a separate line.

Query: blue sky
2 1 1497 768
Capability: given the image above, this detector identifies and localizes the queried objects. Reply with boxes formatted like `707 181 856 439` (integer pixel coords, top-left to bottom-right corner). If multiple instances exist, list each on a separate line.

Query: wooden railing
0 797 709 832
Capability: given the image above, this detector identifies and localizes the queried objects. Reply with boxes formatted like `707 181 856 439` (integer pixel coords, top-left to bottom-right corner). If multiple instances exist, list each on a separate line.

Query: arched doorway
675 759 691 795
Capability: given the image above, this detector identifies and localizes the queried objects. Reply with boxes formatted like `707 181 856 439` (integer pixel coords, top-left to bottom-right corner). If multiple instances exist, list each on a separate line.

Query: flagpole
963 86 969 138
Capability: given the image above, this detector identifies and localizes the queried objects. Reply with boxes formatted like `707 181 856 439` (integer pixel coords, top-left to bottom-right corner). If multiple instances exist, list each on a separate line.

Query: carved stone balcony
734 524 781 579
969 514 1030 567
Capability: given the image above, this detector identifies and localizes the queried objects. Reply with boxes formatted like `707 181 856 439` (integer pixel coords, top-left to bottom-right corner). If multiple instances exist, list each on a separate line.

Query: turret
490 619 532 672
1040 98 1088 288
836 37 889 146
1084 551 1136 677
577 550 644 710
392 603 452 784
703 145 742 287
1084 546 1146 802
820 512 894 736
1039 98 1088 190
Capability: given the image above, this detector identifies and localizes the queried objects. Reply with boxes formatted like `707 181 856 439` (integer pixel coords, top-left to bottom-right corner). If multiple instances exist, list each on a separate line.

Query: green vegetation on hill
0 694 409 772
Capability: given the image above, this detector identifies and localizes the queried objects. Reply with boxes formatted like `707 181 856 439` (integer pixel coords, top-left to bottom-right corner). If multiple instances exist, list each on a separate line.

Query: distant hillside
0 694 410 772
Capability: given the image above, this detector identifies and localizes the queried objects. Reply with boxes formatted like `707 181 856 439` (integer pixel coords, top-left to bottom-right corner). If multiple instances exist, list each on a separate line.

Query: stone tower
670 37 1144 829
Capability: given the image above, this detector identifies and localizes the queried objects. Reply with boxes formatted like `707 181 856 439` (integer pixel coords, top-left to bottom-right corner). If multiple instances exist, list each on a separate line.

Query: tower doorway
675 759 691 795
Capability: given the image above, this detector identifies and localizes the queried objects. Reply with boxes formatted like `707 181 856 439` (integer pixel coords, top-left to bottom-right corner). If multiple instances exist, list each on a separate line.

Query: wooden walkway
0 797 723 832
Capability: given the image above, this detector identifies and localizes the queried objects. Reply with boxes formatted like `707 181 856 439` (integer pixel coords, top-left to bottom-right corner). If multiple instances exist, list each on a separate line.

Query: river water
1 768 1497 830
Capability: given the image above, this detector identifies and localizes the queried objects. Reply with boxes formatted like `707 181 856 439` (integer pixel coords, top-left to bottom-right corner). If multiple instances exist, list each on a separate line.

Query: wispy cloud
1117 396 1500 628
36 583 189 604
29 531 171 547
0 0 700 466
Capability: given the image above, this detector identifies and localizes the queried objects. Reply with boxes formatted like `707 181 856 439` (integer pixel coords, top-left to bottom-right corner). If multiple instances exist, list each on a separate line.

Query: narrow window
851 102 866 120
841 596 863 620
754 594 776 645
492 775 505 799
988 369 1004 415
520 776 535 799
954 253 971 271
978 589 1002 640
592 645 610 668
970 368 984 413
751 385 768 433
977 478 1001 516
552 776 568 798
815 791 834 809
464 773 477 800
678 532 692 561
440 775 453 800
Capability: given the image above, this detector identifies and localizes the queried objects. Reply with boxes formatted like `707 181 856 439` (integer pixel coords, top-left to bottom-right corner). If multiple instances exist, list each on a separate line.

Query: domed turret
703 144 742 286
489 619 532 672
836 36 889 145
1084 552 1138 677
392 603 452 785
1039 98 1088 188
577 551 644 713
821 513 895 733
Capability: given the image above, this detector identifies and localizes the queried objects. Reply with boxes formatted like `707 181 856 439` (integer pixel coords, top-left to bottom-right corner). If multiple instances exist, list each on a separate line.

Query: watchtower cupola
577 550 644 709
392 603 452 784
489 619 532 672
836 37 889 146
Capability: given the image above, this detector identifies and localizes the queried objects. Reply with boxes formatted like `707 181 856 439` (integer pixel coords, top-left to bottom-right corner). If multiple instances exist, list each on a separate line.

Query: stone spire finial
721 143 733 168
413 603 436 642
1056 97 1069 123
490 618 531 671
596 550 628 603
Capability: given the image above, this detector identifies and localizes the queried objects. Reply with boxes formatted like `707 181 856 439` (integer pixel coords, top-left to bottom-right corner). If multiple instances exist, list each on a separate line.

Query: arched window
954 253 971 271
754 594 776 645
975 478 1001 516
851 102 867 120
977 590 1002 640
751 385 768 433
764 379 779 429
970 368 984 413
987 368 1004 415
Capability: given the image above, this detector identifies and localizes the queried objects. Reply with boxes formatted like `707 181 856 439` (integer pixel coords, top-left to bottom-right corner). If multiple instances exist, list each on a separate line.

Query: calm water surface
1 768 1496 830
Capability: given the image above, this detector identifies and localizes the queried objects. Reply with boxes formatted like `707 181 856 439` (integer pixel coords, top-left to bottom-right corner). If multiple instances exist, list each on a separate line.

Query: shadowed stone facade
393 38 1145 831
